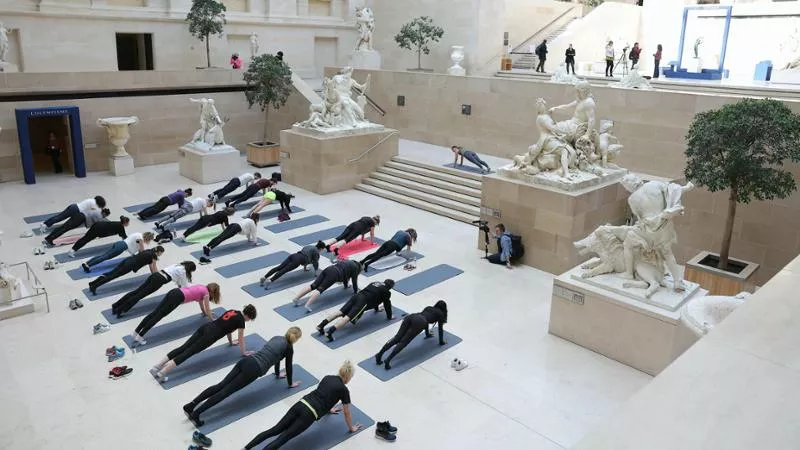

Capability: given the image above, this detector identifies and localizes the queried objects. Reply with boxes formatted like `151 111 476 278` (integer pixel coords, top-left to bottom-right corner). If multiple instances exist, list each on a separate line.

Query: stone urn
97 116 138 158
448 45 466 76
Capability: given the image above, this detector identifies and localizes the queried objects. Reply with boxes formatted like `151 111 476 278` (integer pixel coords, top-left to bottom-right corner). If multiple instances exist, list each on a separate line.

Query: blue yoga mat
241 269 317 299
393 264 463 296
215 251 290 278
363 252 425 278
443 162 491 174
122 307 226 352
289 226 346 247
66 257 126 280
249 205 305 221
81 273 152 301
265 215 328 233
255 404 374 450
313 307 406 349
198 365 320 435
124 202 173 222
156 334 267 390
274 287 355 322
100 295 162 324
358 331 463 382
189 238 268 260
53 243 116 263
24 212 58 224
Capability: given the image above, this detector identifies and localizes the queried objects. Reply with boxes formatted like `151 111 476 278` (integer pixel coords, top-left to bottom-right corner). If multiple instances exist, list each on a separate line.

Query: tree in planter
186 0 226 68
243 53 293 146
685 98 800 271
394 16 444 70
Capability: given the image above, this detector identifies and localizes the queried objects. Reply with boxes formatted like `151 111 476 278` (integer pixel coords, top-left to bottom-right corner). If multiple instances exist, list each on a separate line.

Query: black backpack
155 229 174 244
510 234 525 261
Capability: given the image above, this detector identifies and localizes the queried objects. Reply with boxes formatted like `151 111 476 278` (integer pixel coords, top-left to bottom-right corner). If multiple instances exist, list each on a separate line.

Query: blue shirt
390 231 410 248
497 232 512 262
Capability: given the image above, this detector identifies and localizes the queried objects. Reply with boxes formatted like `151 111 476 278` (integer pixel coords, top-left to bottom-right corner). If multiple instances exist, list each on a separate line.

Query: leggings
211 178 241 200
605 59 614 76
184 215 216 238
192 357 263 417
86 241 128 268
91 260 140 289
566 60 575 74
112 272 170 314
377 313 427 364
44 204 79 227
207 223 241 250
310 266 341 293
45 213 85 243
228 185 260 207
265 253 306 282
653 58 661 78
72 225 114 251
135 289 185 336
335 223 364 243
167 324 221 366
463 151 490 171
361 241 401 268
139 197 170 219
159 203 193 227
245 402 316 450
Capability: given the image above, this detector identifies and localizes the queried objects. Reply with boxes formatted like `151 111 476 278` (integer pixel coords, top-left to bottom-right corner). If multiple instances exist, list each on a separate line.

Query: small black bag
510 234 525 261
155 229 174 244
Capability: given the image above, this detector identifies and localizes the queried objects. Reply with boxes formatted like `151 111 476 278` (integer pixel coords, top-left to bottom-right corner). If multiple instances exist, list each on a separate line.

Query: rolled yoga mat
357 330 463 382
313 306 406 350
393 264 464 296
264 214 328 233
288 225 346 247
122 307 226 352
197 364 319 435
363 252 425 277
273 287 355 322
81 273 152 301
241 269 317 299
188 238 268 260
53 243 116 263
154 334 267 390
214 251 290 278
254 404 374 450
66 257 125 280
100 295 162 324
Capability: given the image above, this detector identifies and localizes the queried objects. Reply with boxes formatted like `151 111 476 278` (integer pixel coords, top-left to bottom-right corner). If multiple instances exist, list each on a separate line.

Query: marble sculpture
549 63 580 84
354 7 375 52
249 33 259 59
0 263 28 304
610 64 652 90
189 98 227 149
0 22 9 62
297 67 374 130
681 292 749 336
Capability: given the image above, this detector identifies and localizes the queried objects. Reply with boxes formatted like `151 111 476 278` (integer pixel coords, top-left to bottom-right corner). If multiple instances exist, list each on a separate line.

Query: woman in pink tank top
130 283 221 346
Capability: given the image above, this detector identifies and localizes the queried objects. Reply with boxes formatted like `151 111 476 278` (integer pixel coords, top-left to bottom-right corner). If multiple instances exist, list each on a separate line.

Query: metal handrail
353 87 386 117
346 130 400 165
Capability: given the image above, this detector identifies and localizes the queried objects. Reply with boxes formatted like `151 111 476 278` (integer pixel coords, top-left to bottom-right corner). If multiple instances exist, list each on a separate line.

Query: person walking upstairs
535 39 548 73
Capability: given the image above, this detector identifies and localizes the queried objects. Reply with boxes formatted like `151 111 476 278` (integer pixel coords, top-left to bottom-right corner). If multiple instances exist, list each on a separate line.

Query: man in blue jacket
487 223 512 269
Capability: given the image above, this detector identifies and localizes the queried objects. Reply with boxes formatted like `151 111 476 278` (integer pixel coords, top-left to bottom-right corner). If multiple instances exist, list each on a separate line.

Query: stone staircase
511 18 577 70
355 156 482 224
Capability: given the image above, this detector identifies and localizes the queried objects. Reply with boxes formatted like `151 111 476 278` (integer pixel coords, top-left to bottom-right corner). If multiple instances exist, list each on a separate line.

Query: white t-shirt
84 209 105 228
124 232 143 255
162 264 189 288
238 218 257 242
76 198 98 214
605 45 614 59
188 197 207 212
238 173 255 186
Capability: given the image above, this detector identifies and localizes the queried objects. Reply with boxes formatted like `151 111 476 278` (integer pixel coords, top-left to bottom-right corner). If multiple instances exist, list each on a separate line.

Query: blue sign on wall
15 106 86 185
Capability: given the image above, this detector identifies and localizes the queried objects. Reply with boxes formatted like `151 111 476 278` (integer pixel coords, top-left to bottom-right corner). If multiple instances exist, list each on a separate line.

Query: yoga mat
123 202 171 221
122 307 226 352
81 273 151 300
197 365 319 435
393 264 464 296
255 404 374 450
24 213 58 224
443 162 491 174
100 295 162 324
156 334 267 390
241 269 317 299
214 251 290 278
314 306 406 349
52 234 84 246
173 227 225 247
274 288 355 322
265 214 328 233
189 238 268 260
363 252 425 277
289 225 345 247
249 205 305 221
357 331 463 381
53 243 115 263
66 257 125 280
325 238 383 262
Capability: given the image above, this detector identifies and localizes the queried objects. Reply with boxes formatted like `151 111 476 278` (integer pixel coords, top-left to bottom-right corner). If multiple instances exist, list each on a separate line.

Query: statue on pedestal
296 67 375 131
550 63 580 84
189 97 228 147
354 7 375 52
610 64 652 90
0 22 9 63
249 33 259 59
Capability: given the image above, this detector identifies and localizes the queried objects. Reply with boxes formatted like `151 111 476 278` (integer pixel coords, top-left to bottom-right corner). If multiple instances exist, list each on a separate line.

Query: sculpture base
0 62 19 73
497 164 628 192
348 50 382 70
178 144 241 185
291 122 385 138
447 65 466 76
108 155 134 176
550 264 708 376
0 297 35 320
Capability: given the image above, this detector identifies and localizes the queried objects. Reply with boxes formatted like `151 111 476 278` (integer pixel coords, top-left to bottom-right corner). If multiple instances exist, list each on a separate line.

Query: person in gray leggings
451 146 491 173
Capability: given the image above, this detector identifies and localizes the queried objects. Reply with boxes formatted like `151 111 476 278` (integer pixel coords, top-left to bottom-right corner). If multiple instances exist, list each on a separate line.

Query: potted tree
243 53 293 167
684 98 800 295
394 16 444 72
186 0 226 69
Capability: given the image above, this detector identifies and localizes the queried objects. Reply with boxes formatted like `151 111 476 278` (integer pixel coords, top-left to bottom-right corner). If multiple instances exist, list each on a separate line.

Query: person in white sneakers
209 172 262 203
81 231 154 273
40 196 106 233
202 213 261 257
156 197 212 231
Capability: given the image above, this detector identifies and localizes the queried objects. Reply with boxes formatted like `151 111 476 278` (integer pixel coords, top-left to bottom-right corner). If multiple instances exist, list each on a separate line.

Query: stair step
362 178 480 215
355 184 477 224
366 174 480 207
391 156 484 183
376 166 482 198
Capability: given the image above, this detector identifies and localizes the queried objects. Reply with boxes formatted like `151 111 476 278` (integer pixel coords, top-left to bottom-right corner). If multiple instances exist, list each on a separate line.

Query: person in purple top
137 188 193 220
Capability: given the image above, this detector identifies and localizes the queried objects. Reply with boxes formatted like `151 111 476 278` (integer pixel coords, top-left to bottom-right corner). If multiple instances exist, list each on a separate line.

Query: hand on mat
349 424 363 433
289 381 301 388
330 407 342 414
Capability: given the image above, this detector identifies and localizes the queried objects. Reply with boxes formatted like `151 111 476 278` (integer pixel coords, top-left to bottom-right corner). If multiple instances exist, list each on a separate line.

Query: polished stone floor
0 144 650 449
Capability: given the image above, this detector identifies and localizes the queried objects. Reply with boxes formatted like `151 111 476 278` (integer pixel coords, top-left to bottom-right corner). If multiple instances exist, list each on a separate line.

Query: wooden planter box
246 141 280 168
684 251 759 296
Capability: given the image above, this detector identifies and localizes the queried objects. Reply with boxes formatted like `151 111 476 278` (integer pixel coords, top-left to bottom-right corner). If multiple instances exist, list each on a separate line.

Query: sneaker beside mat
108 366 133 380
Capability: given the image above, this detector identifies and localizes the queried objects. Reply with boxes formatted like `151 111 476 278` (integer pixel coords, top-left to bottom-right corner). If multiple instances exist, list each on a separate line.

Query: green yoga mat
185 227 223 245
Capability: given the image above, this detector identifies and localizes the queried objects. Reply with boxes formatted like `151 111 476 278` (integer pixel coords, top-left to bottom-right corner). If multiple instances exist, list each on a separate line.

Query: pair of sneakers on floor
187 430 212 450
375 421 398 442
108 366 132 380
451 357 468 371
68 299 83 310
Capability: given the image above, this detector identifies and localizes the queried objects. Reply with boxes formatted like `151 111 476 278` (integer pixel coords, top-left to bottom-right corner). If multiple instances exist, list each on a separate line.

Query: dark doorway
28 116 73 176
15 106 86 185
116 33 154 71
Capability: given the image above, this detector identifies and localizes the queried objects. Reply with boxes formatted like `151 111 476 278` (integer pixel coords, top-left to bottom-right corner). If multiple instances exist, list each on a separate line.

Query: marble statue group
0 22 9 63
354 7 375 52
297 67 375 130
189 97 227 149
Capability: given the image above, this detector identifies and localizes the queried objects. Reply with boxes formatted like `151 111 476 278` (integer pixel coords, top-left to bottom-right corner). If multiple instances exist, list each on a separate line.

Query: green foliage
243 54 293 141
186 0 226 42
394 16 444 69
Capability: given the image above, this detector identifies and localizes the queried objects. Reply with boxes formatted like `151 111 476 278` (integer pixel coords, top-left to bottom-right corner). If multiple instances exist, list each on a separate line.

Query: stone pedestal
348 50 381 70
549 264 707 376
280 126 398 195
178 144 241 184
0 62 19 73
479 174 629 275
108 156 134 176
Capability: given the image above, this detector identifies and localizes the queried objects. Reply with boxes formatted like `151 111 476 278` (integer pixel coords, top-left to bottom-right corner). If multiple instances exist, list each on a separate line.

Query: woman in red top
231 53 242 69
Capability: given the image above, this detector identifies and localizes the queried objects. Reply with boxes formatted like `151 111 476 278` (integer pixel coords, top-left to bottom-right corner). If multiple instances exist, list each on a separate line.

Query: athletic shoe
105 346 120 356
108 347 125 362
20 231 34 238
68 299 79 310
259 276 267 287
202 246 210 257
380 421 398 433
67 250 75 258
375 354 383 365
384 360 392 371
149 367 160 379
39 223 47 234
72 298 83 309
454 359 469 371
193 431 212 447
375 427 397 442
451 358 458 369
325 329 335 342
108 366 133 380
93 323 111 335
187 445 208 450
81 263 90 273
199 257 212 265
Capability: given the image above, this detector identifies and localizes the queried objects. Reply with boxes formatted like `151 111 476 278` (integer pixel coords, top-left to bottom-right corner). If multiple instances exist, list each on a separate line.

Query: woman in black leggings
243 360 362 450
130 283 220 346
183 327 302 427
182 208 234 240
260 242 325 287
321 215 380 255
225 178 275 208
111 261 196 318
202 213 260 257
375 300 448 370
138 188 193 219
361 228 417 272
44 208 110 246
69 216 129 256
88 246 165 295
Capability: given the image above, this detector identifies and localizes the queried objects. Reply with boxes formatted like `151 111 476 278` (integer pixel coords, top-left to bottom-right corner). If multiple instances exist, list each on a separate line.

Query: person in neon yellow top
246 190 277 217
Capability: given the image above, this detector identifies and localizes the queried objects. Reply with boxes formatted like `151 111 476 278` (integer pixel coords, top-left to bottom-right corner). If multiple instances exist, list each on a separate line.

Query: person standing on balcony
629 42 641 69
653 44 663 78
535 39 548 73
605 41 615 77
565 44 576 75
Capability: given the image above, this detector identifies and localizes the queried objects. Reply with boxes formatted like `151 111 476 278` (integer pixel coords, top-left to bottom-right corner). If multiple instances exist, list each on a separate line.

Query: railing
2 261 50 315
353 87 386 117
346 130 400 165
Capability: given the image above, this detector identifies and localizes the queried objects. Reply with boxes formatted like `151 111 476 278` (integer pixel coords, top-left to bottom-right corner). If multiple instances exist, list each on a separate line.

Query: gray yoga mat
241 269 317 299
122 307 226 352
124 202 173 221
358 331 463 382
197 365 319 435
81 273 151 300
24 212 58 224
363 252 425 277
100 295 162 324
66 257 125 280
274 287 355 322
249 205 305 221
214 251 290 278
189 238 268 260
254 404 374 450
289 225 346 247
313 307 406 349
393 264 464 296
156 334 268 390
265 214 328 233
443 162 492 174
53 243 116 263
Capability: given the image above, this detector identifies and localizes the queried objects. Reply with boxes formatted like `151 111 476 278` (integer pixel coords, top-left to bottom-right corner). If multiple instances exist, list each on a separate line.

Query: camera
472 219 490 233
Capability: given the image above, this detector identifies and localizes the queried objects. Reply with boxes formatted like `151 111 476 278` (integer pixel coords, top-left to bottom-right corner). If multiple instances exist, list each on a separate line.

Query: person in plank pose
208 172 262 203
110 261 197 318
242 361 363 450
360 228 417 272
155 197 213 231
320 215 380 256
43 207 110 247
451 145 491 173
375 300 448 370
40 196 106 234
292 259 361 313
202 213 260 257
259 242 325 289
130 283 221 346
150 305 257 383
88 246 165 295
182 327 303 427
225 177 276 208
316 279 394 342
137 188 193 220
68 215 130 258
81 231 154 273
181 207 235 241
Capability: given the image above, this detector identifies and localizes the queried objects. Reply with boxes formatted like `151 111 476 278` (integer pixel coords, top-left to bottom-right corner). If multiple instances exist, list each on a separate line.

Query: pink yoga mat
335 239 379 260
53 234 84 246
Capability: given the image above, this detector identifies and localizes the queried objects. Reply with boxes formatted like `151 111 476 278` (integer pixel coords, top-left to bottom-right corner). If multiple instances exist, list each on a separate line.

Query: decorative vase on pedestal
448 45 466 76
97 116 138 176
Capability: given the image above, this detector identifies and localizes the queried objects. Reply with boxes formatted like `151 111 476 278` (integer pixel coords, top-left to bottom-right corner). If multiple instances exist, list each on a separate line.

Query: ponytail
207 282 221 304
181 261 197 281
